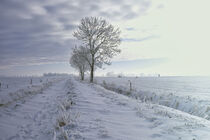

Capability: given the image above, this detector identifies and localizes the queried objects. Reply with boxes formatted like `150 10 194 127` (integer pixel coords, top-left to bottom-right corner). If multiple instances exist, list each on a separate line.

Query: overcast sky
0 0 210 76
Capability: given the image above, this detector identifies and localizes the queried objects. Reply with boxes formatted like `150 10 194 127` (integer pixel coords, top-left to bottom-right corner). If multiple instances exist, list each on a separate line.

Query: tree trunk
81 72 84 80
90 65 94 82
80 70 84 81
90 54 94 83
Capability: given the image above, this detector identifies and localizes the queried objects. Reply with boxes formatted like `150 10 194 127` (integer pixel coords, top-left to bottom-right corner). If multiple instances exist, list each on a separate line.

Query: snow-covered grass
58 98 73 112
0 76 66 106
53 79 80 140
71 77 210 140
0 76 80 140
2 76 210 139
0 76 71 140
95 76 210 120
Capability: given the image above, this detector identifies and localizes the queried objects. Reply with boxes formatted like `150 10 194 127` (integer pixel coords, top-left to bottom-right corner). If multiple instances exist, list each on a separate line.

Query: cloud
125 27 135 31
121 35 158 42
0 0 152 71
97 57 168 75
112 57 167 68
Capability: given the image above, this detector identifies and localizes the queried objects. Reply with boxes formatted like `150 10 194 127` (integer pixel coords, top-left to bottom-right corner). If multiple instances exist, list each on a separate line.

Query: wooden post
128 80 132 92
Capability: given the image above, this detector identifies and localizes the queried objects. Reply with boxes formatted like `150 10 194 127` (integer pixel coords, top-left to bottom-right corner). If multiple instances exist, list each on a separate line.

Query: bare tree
70 46 89 80
73 17 121 82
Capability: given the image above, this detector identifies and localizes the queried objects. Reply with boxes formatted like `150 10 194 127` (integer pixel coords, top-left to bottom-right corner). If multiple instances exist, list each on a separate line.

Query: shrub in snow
60 127 69 140
56 112 71 128
58 99 73 111
55 110 80 140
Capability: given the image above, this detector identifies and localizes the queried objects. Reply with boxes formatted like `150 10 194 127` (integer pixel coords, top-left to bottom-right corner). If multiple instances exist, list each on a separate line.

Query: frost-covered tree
73 17 121 82
70 46 90 80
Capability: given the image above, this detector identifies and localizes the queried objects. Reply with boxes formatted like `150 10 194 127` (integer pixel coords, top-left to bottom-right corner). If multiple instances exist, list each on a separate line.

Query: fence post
128 80 132 92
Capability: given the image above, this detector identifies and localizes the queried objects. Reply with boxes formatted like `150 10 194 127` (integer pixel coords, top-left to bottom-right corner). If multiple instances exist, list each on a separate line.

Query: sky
0 0 210 76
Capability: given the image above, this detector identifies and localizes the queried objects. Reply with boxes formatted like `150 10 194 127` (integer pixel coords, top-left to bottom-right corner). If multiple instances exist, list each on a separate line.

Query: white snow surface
1 76 210 140
0 76 65 106
95 76 210 120
0 76 72 140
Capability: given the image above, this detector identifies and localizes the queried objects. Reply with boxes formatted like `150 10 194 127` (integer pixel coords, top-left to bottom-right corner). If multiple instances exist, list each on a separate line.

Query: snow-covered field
0 76 73 140
95 76 210 120
1 76 210 140
0 76 66 106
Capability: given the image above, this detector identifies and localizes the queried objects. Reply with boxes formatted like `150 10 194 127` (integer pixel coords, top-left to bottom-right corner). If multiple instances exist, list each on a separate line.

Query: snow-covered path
71 78 210 140
1 77 210 140
71 80 163 140
0 78 68 140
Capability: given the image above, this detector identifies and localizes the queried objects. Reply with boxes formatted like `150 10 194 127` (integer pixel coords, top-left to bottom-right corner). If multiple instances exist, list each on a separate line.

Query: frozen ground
0 76 72 140
1 76 210 140
71 78 210 140
0 76 65 106
95 76 210 120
